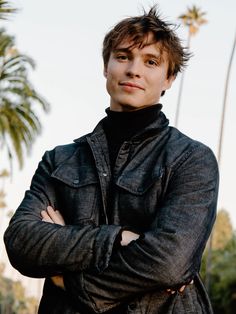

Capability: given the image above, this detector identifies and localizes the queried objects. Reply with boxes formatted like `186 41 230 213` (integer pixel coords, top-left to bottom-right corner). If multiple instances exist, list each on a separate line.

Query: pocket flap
51 153 98 188
116 165 164 195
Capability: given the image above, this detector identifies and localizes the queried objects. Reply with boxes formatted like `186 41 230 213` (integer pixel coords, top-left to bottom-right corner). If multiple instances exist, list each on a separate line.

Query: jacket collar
74 110 169 144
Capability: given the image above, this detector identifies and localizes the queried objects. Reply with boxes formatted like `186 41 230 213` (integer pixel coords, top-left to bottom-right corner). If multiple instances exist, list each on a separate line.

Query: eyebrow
113 48 132 54
144 53 162 60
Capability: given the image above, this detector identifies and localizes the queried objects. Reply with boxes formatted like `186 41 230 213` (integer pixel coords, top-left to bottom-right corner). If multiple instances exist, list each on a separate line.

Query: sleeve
3 149 122 278
63 145 219 312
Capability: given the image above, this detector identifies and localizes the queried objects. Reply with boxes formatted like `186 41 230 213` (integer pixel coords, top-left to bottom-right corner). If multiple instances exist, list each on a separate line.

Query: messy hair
102 6 191 78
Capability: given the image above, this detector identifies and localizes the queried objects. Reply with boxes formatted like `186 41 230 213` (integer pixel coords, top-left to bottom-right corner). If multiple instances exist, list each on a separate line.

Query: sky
0 0 236 298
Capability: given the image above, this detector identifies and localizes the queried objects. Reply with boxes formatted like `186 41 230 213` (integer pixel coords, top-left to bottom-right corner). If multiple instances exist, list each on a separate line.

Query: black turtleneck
103 104 162 169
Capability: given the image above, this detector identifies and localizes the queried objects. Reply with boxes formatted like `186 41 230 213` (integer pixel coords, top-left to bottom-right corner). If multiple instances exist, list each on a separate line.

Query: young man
4 7 219 314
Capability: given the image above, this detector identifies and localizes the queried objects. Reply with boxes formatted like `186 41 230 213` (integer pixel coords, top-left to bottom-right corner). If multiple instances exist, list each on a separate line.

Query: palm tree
0 0 17 20
0 1 50 170
0 28 50 169
175 5 207 127
205 31 236 293
0 3 50 298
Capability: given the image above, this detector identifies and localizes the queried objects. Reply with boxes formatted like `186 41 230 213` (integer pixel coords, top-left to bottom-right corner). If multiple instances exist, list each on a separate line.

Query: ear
164 75 176 91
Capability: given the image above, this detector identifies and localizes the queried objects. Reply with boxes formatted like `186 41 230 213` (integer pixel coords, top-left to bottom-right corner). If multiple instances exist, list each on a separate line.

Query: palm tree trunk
174 33 191 128
217 32 236 165
205 31 236 293
174 69 185 127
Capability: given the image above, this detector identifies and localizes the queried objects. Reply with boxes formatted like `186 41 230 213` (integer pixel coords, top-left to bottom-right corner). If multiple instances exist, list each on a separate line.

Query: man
4 6 219 314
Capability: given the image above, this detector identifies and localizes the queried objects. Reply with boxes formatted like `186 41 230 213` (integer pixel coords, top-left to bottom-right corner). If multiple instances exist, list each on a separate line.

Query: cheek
106 72 117 96
154 75 169 91
107 61 125 78
106 72 115 89
106 65 121 88
148 76 163 92
106 68 116 84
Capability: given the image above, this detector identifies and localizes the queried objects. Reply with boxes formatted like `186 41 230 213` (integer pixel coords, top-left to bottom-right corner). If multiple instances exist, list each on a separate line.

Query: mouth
119 81 145 90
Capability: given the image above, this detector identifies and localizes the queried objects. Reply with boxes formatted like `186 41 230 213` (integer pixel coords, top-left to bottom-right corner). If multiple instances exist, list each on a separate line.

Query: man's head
103 6 190 79
102 6 191 112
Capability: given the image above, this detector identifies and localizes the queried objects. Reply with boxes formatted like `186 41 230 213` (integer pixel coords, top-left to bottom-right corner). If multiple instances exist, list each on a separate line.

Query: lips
119 81 145 90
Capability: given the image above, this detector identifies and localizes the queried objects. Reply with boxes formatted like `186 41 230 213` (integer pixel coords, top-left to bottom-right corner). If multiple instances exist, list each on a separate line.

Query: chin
121 104 139 111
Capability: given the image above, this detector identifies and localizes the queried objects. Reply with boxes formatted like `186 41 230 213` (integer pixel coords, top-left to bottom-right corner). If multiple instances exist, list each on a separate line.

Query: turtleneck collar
103 104 162 143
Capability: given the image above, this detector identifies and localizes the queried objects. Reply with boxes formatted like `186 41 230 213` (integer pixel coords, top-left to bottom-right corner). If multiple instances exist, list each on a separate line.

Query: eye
116 54 128 61
147 59 158 66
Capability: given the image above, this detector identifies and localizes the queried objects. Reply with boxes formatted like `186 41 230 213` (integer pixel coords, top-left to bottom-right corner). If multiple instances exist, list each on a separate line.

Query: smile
119 81 145 90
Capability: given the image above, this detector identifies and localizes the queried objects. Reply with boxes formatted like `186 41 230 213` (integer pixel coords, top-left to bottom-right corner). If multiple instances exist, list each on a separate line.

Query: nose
126 59 141 78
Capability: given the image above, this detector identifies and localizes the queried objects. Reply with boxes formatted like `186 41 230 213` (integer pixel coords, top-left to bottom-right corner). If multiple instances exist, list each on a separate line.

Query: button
73 179 79 184
102 173 107 177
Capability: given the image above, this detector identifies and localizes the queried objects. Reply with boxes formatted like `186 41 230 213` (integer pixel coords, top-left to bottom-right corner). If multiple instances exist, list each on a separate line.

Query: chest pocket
115 165 164 231
51 162 100 224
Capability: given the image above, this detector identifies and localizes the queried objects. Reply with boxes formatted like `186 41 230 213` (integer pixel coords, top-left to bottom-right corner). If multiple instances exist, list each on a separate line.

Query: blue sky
0 0 235 298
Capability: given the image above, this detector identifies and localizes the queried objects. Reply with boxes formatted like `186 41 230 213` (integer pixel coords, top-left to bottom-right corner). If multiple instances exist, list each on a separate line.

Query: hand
41 206 65 226
51 275 65 290
120 230 140 246
41 206 65 289
166 279 194 294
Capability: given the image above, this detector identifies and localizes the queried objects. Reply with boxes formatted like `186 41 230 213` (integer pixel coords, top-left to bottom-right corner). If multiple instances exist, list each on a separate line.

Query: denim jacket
4 111 219 314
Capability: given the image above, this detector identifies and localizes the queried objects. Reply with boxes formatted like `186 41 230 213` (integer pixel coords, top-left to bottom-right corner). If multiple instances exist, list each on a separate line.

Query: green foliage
0 28 50 169
0 1 17 20
201 234 236 313
212 209 233 250
0 1 50 171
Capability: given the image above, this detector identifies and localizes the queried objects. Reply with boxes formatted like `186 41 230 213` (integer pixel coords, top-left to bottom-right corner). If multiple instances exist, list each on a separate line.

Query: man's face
104 33 175 112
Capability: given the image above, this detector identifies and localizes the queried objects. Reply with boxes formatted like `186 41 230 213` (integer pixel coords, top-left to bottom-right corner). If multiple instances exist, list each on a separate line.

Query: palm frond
0 28 50 169
0 1 17 20
178 5 207 36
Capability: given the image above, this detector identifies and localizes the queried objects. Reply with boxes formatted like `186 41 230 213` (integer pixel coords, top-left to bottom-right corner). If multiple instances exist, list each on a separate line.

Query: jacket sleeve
4 149 122 278
63 145 219 312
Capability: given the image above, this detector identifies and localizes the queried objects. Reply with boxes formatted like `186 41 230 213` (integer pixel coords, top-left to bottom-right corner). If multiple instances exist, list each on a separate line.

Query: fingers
41 210 54 223
54 210 65 226
120 230 140 246
47 206 65 226
51 275 65 290
166 279 194 294
41 206 65 226
178 285 186 293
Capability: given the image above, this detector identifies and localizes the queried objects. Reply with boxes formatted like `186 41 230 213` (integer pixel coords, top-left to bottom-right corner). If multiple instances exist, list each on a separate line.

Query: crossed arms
42 206 191 295
41 206 140 289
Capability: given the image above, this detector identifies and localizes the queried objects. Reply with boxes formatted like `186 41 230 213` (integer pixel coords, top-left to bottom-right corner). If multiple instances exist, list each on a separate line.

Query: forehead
114 32 163 54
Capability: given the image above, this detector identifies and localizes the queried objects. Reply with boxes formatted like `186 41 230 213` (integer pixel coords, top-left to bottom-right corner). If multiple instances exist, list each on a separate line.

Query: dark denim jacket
4 111 219 314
